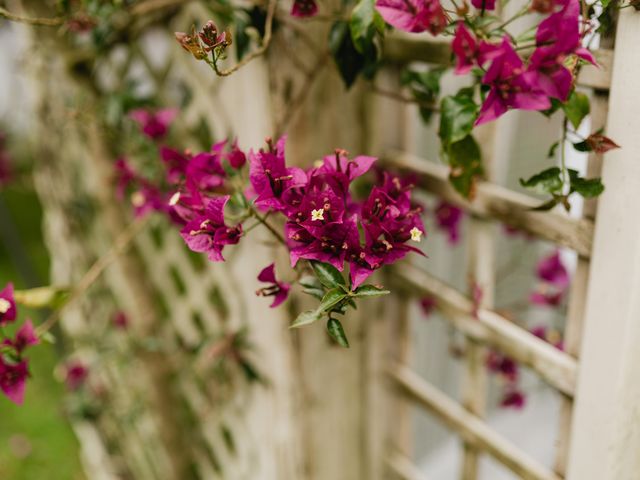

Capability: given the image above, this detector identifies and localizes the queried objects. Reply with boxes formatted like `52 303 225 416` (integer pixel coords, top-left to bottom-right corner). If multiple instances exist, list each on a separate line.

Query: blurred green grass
0 187 84 480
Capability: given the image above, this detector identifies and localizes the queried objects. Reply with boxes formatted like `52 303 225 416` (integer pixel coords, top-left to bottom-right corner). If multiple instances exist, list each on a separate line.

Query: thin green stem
491 4 530 33
561 119 569 189
37 216 150 335
248 207 287 246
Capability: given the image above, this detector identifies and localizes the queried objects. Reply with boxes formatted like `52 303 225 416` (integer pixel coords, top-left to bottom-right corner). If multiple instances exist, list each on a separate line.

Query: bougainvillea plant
115 124 426 348
0 0 631 406
168 0 622 206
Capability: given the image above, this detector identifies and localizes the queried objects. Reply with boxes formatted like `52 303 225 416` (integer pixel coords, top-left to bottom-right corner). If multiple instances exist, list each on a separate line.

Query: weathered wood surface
567 10 640 480
390 362 562 480
384 151 595 257
397 264 578 396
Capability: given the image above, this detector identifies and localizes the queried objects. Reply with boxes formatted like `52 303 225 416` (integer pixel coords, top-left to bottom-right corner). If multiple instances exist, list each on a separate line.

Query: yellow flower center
311 209 324 221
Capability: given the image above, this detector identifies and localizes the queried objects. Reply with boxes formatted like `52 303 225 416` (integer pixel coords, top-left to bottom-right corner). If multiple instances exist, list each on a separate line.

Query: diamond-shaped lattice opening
169 265 188 296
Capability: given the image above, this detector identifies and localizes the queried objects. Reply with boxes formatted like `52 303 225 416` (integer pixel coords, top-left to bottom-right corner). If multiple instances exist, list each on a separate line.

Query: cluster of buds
175 21 232 61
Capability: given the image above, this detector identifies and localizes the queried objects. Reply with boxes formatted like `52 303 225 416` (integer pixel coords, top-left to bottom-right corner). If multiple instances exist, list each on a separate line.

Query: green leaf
290 309 322 328
401 68 444 123
326 318 350 348
445 135 484 198
439 93 479 146
352 284 390 297
572 140 591 152
349 0 383 54
299 275 323 290
302 287 325 300
547 141 560 158
563 91 590 130
519 167 563 195
234 12 251 61
329 21 378 88
568 169 604 198
311 261 346 288
318 288 348 313
13 286 70 309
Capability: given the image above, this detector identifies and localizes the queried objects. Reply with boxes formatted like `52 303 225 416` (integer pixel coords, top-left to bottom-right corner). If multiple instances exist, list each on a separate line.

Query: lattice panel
381 30 614 480
28 2 296 479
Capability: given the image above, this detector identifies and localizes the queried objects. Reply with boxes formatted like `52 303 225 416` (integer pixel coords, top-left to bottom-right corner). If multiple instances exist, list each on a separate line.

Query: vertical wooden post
553 89 609 477
567 10 640 479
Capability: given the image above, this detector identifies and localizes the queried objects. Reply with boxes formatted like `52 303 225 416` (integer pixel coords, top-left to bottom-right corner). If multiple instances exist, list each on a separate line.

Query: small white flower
311 209 324 221
0 298 10 314
410 227 423 242
168 191 181 206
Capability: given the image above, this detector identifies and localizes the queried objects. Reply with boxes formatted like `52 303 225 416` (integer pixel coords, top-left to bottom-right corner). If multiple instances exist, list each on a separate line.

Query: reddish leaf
586 133 621 154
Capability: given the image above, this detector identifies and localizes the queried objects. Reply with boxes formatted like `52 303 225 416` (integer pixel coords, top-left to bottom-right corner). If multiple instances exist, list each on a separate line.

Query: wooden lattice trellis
16 1 640 479
379 10 640 480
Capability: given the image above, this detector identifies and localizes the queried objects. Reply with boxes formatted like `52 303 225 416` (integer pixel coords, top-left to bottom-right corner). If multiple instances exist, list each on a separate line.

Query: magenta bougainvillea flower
434 201 463 244
0 358 29 405
471 0 496 11
529 250 569 307
419 296 436 317
115 126 424 301
530 325 564 350
525 0 595 102
500 389 526 409
256 263 291 308
249 136 307 212
262 144 425 287
227 140 247 169
527 48 574 102
486 351 519 381
160 147 191 184
529 288 564 307
0 283 17 326
0 132 12 186
289 218 361 273
476 39 551 126
291 0 318 17
112 311 128 330
452 23 499 75
129 108 177 140
114 157 170 217
3 320 39 354
375 0 447 35
535 250 569 289
179 196 242 262
534 0 595 65
64 361 89 391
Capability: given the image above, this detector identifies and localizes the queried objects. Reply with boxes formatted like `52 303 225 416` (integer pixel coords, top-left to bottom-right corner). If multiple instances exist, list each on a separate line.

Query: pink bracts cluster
0 283 38 405
116 116 426 309
376 0 594 126
455 0 594 125
530 250 569 307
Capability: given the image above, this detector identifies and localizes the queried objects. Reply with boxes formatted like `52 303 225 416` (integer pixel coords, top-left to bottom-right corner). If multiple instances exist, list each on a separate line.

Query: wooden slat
554 89 610 477
390 362 562 480
397 263 578 397
566 11 640 479
386 451 429 480
384 151 594 257
382 34 612 91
